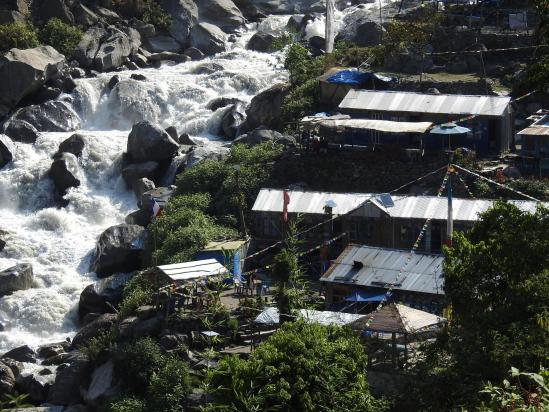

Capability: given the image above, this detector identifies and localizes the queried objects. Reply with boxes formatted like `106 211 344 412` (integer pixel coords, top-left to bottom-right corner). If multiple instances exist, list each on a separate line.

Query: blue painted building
193 238 250 279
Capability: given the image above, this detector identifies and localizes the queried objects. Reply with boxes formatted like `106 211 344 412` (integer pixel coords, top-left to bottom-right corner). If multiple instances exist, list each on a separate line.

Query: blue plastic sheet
326 70 372 86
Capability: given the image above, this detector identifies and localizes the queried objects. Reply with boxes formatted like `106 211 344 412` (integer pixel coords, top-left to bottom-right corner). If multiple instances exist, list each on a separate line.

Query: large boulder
190 23 227 55
17 372 55 403
241 82 290 132
71 315 117 348
220 102 246 139
336 10 383 47
148 51 190 63
2 344 36 363
122 161 160 189
186 144 229 167
94 28 135 71
84 360 116 406
73 2 99 27
0 0 29 14
90 224 147 277
125 209 152 227
0 134 15 169
0 361 15 397
192 62 223 74
234 127 294 146
146 35 182 53
0 46 65 118
160 0 198 45
196 0 246 31
36 0 74 23
0 264 34 296
49 153 81 195
47 352 91 406
133 177 156 203
247 31 278 52
74 27 108 68
78 273 133 319
3 119 39 143
206 96 242 111
10 101 81 132
127 121 179 162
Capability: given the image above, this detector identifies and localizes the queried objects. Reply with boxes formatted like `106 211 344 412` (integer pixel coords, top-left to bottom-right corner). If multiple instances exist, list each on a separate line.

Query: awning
302 118 434 134
429 123 471 135
345 290 390 302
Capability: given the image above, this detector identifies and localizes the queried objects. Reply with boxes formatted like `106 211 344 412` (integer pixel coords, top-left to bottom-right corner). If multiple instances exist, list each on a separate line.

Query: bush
142 0 172 31
147 357 192 412
118 272 158 318
0 22 39 53
284 43 325 85
39 18 82 58
80 329 118 362
107 396 147 412
205 321 388 411
280 78 320 127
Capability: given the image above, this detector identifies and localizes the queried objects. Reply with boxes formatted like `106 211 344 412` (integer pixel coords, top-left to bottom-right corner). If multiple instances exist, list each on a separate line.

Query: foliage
0 22 39 53
106 396 147 412
147 356 192 412
142 0 172 31
478 367 549 412
0 394 33 410
118 272 159 318
205 321 388 412
80 329 118 362
284 43 325 86
280 79 320 127
409 202 549 410
39 18 82 58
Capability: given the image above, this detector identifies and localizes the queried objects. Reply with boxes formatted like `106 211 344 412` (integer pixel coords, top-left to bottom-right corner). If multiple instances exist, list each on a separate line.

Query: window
349 218 374 242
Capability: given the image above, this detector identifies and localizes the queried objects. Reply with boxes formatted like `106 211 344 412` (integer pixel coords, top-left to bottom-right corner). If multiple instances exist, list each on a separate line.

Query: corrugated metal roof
518 114 549 136
252 189 376 216
339 90 511 117
252 189 542 222
305 118 434 134
157 259 227 282
203 239 248 251
321 245 444 295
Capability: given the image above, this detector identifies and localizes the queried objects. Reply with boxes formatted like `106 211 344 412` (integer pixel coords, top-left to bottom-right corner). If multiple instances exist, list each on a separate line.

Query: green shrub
0 22 39 53
142 0 172 31
80 329 118 362
280 78 320 127
118 272 158 318
147 357 192 412
116 337 167 393
284 43 325 86
106 396 147 412
39 18 82 58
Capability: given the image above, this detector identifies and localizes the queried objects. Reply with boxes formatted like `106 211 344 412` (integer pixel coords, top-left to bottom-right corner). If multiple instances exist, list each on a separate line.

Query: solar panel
376 193 394 208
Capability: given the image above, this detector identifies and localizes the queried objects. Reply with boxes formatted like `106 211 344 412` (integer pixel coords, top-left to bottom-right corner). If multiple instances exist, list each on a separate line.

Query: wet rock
190 23 227 55
36 0 74 24
196 0 246 31
241 82 290 132
165 126 178 141
50 152 81 195
71 315 117 348
247 31 278 52
48 352 91 405
33 85 63 104
70 67 86 79
0 46 65 117
37 343 67 360
122 161 160 189
0 264 34 297
3 120 39 143
28 373 55 403
183 47 204 60
74 27 109 68
2 344 36 363
61 76 77 93
56 133 86 157
132 53 149 67
286 14 303 31
108 75 120 90
84 360 116 406
10 101 80 132
146 35 182 53
125 209 152 227
133 177 156 203
90 224 147 277
78 272 133 319
127 121 179 162
130 73 147 81
160 0 198 45
41 353 75 366
148 51 190 63
0 238 5 253
0 361 15 396
2 358 23 377
94 28 135 72
178 132 196 146
192 62 223 75
220 102 246 139
0 134 15 169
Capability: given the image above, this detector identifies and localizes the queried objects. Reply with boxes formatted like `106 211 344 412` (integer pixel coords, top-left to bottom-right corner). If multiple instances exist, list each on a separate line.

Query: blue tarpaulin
345 290 391 302
326 70 373 86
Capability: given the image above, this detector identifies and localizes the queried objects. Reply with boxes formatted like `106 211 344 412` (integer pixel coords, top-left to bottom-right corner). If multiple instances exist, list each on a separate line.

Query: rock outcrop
0 264 34 296
0 46 65 117
196 0 246 31
78 273 133 319
241 82 290 132
127 121 179 162
234 127 295 146
49 153 81 195
2 344 36 363
3 119 39 143
47 352 91 406
160 0 198 45
146 35 182 53
71 314 117 348
190 23 227 55
10 101 81 132
220 102 246 139
56 133 87 157
91 224 147 277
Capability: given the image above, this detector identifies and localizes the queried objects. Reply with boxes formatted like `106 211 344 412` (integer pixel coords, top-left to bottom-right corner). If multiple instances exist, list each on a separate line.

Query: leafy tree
118 271 160 318
0 22 39 53
147 356 192 412
205 321 388 412
142 0 172 31
478 367 549 411
284 43 325 86
39 18 82 58
408 202 549 410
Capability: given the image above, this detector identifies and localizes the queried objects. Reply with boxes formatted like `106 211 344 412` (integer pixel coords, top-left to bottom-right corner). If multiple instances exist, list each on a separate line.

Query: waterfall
0 19 288 352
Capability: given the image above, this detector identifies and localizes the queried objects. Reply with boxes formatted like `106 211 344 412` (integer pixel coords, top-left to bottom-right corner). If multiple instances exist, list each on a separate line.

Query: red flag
283 190 290 222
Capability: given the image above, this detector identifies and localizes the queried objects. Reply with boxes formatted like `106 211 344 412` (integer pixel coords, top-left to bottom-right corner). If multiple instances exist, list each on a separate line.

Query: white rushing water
0 17 289 352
